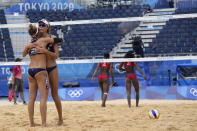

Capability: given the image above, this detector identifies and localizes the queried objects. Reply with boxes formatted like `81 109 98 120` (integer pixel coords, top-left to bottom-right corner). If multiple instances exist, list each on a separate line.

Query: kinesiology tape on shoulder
53 38 63 43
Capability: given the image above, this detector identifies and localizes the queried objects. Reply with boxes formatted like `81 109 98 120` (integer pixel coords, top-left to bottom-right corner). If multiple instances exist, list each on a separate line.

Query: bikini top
28 38 44 56
99 62 110 69
46 43 55 52
123 62 134 68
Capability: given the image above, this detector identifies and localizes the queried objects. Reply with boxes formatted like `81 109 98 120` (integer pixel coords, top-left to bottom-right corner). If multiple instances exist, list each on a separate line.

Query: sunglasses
39 24 46 27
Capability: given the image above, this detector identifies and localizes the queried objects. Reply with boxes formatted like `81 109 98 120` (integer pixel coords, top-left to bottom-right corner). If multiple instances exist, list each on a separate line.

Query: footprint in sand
167 126 179 130
4 112 15 116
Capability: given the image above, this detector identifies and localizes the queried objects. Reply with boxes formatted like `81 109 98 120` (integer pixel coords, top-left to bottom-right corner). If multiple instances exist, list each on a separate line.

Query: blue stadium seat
145 48 152 54
191 47 197 53
167 42 176 47
176 42 185 47
186 42 194 47
182 47 191 53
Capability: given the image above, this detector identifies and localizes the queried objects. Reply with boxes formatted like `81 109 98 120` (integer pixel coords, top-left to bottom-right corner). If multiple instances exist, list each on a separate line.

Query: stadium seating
26 5 148 58
0 10 14 61
177 0 197 9
154 0 170 9
145 18 197 56
3 3 197 60
59 22 124 58
26 5 147 23
175 8 197 14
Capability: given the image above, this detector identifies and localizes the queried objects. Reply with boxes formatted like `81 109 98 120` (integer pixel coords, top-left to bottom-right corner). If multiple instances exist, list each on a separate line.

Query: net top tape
1 13 197 28
1 56 197 66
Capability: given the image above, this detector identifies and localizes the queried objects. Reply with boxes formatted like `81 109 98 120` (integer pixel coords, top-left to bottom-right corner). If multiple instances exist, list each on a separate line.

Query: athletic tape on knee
45 73 49 89
104 92 108 95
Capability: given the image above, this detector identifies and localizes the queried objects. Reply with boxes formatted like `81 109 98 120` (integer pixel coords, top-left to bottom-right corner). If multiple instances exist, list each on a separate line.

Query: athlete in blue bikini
23 24 62 127
35 19 63 125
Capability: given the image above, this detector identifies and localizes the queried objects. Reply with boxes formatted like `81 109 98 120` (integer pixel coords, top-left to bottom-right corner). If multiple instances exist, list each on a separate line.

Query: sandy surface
0 99 197 131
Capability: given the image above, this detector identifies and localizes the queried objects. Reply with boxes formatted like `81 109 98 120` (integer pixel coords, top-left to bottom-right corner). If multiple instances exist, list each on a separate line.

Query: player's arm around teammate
23 42 36 57
36 35 59 59
23 35 62 57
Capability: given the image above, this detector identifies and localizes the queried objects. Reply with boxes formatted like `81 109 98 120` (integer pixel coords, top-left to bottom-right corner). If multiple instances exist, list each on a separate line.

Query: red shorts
98 75 109 81
126 74 136 80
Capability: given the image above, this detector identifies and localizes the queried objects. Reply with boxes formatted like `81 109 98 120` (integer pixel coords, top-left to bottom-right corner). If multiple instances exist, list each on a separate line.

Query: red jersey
99 63 110 69
13 65 22 79
123 62 134 68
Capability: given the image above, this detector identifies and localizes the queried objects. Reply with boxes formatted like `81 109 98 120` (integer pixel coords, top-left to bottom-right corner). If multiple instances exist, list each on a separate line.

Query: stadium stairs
111 8 175 58
5 13 31 60
0 10 14 61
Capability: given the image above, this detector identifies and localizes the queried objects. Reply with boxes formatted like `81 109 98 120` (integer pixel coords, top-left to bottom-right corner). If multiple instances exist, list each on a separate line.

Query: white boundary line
0 56 196 66
1 13 197 28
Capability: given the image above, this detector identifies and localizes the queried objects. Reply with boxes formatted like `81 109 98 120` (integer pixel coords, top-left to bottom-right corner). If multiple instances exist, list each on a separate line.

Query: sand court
0 100 197 131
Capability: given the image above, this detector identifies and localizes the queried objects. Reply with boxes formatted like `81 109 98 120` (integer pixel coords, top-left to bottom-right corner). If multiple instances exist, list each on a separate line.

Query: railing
69 0 146 8
0 0 22 9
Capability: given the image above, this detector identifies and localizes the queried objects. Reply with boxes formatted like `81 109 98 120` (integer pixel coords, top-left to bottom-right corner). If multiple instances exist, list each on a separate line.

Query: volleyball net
1 55 197 99
1 11 197 83
1 11 197 99
1 12 197 61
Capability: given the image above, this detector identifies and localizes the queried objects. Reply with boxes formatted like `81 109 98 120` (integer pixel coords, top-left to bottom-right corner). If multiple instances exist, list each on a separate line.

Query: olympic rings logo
67 89 83 98
114 63 125 74
190 88 197 97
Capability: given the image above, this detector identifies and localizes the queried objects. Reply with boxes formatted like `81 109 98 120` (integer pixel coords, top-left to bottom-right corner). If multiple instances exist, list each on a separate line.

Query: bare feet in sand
30 123 40 127
57 120 63 126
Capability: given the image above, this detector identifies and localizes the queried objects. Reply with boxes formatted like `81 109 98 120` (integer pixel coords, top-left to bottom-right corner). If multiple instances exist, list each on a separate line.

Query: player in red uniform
119 51 147 107
91 53 115 107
